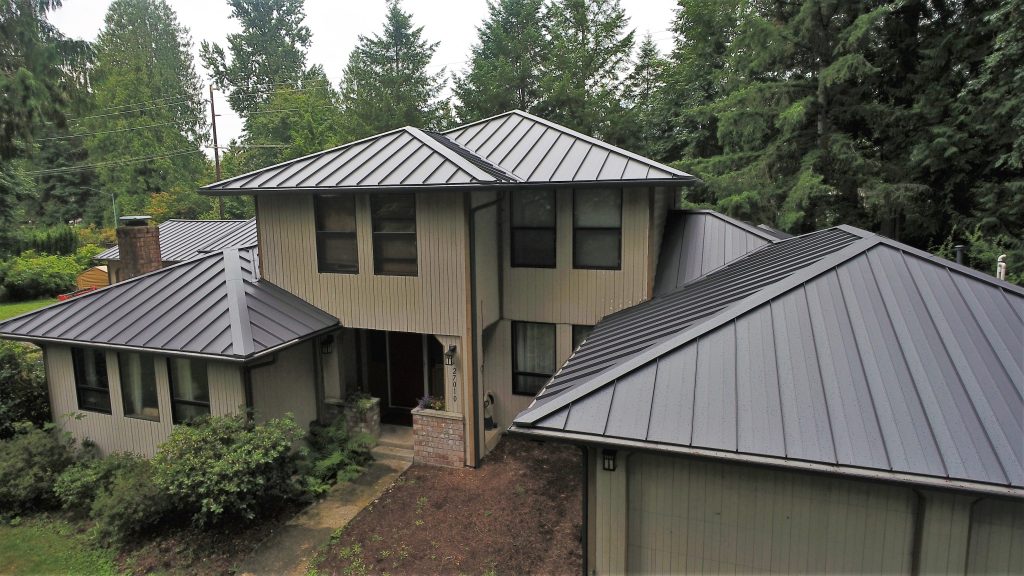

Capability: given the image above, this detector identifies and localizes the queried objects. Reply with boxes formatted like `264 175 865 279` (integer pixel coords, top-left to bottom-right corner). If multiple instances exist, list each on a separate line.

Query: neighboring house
96 217 257 282
511 224 1024 574
0 247 338 457
75 265 108 290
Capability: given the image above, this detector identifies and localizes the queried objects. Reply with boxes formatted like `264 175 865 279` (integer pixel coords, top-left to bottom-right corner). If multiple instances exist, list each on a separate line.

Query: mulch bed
314 435 583 576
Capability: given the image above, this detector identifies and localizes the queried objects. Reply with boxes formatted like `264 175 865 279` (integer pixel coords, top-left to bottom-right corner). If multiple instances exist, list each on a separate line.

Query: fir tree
618 33 669 158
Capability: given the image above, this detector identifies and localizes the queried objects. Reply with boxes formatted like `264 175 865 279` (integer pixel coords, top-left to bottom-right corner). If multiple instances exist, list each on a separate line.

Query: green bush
90 457 169 543
54 452 141 513
73 244 104 269
0 341 49 439
0 250 81 300
152 414 303 525
302 418 373 497
0 426 75 514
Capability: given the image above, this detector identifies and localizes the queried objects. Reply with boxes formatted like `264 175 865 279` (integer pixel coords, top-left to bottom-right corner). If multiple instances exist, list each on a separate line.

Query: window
572 325 594 350
512 321 556 396
511 189 556 267
371 193 417 276
315 195 358 273
573 188 622 269
72 347 110 413
119 352 159 421
168 358 210 424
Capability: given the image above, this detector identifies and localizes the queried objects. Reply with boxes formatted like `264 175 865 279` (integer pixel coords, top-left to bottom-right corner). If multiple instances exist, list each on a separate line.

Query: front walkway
238 456 411 576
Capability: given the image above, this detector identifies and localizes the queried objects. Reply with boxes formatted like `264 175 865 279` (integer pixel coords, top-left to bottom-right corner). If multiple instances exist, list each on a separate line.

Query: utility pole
209 84 224 218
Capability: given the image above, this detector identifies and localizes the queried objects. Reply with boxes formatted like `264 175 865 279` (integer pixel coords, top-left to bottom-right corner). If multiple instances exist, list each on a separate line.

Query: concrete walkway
238 457 411 576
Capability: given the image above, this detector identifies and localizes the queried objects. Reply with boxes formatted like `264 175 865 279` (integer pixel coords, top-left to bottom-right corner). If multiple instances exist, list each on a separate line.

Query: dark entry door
387 332 424 410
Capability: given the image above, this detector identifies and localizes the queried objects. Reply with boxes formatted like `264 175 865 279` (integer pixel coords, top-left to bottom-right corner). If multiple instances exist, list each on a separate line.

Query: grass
0 298 57 321
0 517 118 576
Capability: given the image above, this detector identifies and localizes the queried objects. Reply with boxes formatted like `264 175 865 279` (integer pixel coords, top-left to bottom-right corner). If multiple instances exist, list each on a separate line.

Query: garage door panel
627 454 917 574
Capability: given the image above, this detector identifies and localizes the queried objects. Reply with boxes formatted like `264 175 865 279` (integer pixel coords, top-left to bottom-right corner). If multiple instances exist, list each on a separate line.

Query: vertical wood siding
45 345 243 457
257 192 468 336
967 498 1024 575
250 340 318 430
502 188 654 326
623 453 916 575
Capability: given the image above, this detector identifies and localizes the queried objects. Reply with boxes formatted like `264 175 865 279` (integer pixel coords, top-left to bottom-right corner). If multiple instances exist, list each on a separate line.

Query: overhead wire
37 120 183 141
25 148 203 176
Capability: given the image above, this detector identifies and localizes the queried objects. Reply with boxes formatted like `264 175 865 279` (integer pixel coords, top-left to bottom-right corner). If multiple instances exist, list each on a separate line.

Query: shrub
73 244 104 269
0 425 75 514
152 414 303 525
54 452 140 513
302 418 373 497
0 341 49 439
0 250 80 300
90 457 169 544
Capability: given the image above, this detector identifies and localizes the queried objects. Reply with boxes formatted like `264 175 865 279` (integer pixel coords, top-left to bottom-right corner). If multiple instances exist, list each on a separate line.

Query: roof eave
508 425 1024 499
199 177 698 196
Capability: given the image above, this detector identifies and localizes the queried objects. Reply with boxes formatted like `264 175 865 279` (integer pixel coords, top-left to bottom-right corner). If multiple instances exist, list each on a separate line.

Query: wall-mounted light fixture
444 345 457 366
602 449 617 472
320 335 335 355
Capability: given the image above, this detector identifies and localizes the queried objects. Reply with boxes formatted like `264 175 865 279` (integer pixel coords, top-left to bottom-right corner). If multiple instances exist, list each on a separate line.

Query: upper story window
512 321 556 396
371 193 418 276
71 347 110 414
573 188 622 270
315 195 358 274
168 358 210 424
119 352 159 421
511 190 556 268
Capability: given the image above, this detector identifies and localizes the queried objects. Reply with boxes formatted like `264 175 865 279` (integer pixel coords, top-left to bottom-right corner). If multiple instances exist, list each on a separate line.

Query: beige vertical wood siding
250 340 318 430
967 498 1024 574
472 199 501 330
257 192 468 336
44 345 243 457
917 491 976 575
502 187 654 326
623 453 916 575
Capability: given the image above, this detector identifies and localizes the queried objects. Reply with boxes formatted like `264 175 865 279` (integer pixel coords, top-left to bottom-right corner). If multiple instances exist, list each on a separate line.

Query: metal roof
0 247 338 361
654 210 780 296
513 228 1024 496
96 219 256 263
201 110 695 194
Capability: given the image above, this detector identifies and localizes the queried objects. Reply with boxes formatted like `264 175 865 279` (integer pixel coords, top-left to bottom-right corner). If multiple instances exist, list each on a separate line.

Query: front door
387 332 424 410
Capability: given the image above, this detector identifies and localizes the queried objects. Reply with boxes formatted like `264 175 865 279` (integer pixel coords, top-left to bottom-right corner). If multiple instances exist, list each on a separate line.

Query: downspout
580 444 589 576
467 193 503 465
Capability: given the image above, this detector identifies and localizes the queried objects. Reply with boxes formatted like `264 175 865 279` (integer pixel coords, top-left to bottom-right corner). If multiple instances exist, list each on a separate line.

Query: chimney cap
119 215 152 227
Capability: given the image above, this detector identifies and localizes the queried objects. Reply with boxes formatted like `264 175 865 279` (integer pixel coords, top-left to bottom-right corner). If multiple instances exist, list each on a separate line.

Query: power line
89 93 195 113
37 120 182 141
245 104 338 116
69 98 209 122
25 148 203 176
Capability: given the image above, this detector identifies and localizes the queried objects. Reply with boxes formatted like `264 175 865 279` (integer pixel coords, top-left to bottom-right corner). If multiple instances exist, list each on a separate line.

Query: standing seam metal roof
514 227 1024 495
95 218 256 262
0 247 338 360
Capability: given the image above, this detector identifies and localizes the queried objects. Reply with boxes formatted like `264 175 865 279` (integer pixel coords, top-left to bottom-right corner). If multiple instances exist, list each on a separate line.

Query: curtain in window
513 322 556 395
119 352 158 420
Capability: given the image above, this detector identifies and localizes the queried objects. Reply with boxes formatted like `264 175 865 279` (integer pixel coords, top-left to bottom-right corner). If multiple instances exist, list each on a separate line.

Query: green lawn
0 517 118 575
0 298 57 321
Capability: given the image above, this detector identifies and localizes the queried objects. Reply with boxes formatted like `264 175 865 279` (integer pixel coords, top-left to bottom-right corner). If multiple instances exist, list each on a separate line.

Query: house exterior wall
43 345 244 457
587 450 1024 575
249 339 319 430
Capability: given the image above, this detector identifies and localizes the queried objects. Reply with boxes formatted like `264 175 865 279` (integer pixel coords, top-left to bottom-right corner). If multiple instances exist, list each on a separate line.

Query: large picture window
512 321 556 396
168 358 210 424
119 352 159 421
315 195 358 273
71 347 110 414
371 193 418 276
573 188 622 269
511 189 556 267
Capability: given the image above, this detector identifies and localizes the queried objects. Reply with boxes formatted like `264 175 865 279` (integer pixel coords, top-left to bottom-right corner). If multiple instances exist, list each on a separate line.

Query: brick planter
412 407 465 468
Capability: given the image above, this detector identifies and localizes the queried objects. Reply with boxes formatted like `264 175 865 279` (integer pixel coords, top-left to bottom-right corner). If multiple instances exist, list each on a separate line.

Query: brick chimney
116 216 161 280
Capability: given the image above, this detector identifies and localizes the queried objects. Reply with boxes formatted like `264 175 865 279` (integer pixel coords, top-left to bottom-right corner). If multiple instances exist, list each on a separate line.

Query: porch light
444 345 457 366
602 449 617 472
320 335 334 355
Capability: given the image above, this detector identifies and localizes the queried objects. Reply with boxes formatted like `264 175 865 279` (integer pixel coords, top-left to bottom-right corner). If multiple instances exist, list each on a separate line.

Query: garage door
627 454 917 574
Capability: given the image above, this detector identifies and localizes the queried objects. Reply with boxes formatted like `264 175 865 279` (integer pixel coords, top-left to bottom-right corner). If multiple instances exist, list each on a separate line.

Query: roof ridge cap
222 248 255 357
515 234 882 426
406 126 516 183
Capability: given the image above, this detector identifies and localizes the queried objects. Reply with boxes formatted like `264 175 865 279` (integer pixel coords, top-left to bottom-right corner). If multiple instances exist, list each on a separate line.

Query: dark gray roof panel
96 219 256 263
0 247 337 360
514 231 1024 493
654 210 779 295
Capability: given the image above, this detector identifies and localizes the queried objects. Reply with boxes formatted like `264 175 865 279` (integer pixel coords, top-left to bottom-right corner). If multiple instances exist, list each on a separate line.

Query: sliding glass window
315 195 359 273
168 358 210 424
119 352 159 421
573 188 622 269
512 321 556 396
371 193 418 276
71 347 110 414
510 190 556 267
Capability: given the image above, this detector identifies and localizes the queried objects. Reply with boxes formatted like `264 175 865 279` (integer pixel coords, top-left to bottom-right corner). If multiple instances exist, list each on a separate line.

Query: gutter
200 178 697 196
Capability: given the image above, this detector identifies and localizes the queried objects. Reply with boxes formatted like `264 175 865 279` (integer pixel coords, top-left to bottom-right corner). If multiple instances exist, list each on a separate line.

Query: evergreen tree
536 0 634 138
200 0 311 120
338 0 449 138
618 33 668 158
454 0 546 122
83 0 208 214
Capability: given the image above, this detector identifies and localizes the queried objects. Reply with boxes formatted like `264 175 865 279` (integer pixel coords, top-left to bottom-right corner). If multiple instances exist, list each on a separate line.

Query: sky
49 0 679 154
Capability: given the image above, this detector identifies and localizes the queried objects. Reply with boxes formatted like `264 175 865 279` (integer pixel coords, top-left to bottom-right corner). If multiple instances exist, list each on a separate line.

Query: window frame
572 324 594 351
510 189 557 268
71 347 111 414
118 351 160 422
572 188 623 270
167 358 211 425
370 193 418 277
511 321 557 397
315 194 359 274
